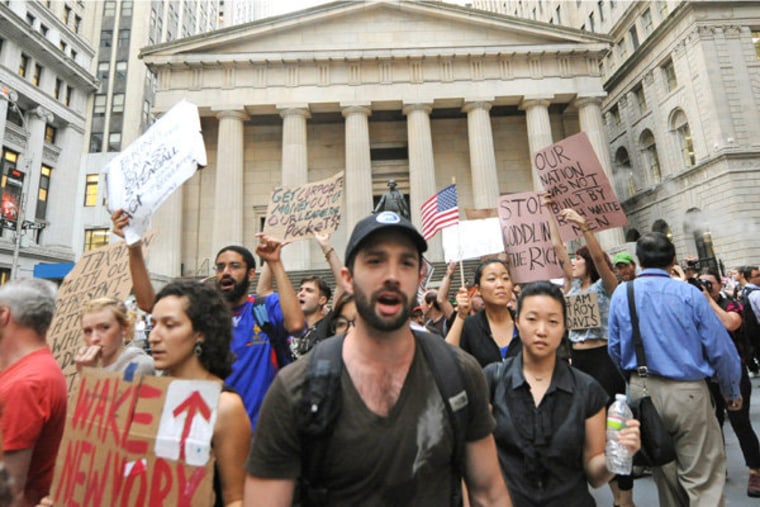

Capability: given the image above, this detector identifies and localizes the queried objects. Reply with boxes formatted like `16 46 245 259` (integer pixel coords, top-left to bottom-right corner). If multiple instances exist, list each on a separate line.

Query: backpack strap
251 296 293 368
297 335 344 506
414 331 469 506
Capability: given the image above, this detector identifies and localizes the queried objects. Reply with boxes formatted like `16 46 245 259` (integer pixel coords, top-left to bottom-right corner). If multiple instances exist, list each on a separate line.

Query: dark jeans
709 365 760 469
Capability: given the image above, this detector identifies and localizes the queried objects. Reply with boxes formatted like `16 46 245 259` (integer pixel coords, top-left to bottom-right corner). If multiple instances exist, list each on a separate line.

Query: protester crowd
2 201 759 507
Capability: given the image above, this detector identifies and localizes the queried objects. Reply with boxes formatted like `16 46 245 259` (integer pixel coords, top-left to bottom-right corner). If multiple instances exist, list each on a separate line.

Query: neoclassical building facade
141 0 621 277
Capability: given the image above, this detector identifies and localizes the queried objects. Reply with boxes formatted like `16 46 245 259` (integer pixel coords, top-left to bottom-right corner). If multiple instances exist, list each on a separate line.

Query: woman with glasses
328 293 356 336
74 297 154 375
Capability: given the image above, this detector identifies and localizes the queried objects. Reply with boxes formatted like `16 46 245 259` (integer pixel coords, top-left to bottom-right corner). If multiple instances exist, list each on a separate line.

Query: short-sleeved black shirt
460 310 521 367
485 352 607 507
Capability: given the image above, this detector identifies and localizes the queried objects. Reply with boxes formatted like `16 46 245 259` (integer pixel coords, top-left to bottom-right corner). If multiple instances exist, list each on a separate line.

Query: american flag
420 184 459 240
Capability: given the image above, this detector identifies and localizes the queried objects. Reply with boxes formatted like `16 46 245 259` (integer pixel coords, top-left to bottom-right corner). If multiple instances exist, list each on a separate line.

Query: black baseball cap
345 211 427 266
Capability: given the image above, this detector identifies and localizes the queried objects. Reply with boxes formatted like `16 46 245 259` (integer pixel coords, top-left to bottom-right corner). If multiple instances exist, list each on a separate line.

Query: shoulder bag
626 281 677 467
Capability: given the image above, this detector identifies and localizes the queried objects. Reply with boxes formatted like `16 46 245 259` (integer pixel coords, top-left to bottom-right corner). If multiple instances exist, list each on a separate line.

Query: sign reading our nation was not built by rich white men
535 132 627 241
263 172 344 242
498 191 564 284
104 100 206 245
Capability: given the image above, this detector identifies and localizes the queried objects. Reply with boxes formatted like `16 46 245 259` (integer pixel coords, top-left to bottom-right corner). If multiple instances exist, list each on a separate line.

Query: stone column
403 103 441 259
22 106 53 223
462 100 499 209
575 95 625 247
278 106 310 269
150 190 183 278
520 96 554 191
341 104 373 234
211 109 248 250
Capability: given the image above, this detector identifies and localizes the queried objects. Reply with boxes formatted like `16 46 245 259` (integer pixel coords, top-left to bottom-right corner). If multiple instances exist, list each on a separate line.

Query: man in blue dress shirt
608 232 742 507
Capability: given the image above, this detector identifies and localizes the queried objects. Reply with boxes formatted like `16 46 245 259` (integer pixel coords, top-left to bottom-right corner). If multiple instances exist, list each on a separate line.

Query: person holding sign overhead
446 258 521 367
74 297 154 376
150 280 250 507
544 196 633 507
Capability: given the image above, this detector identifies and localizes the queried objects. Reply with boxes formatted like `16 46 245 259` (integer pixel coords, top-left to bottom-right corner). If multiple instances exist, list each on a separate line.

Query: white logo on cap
376 211 401 224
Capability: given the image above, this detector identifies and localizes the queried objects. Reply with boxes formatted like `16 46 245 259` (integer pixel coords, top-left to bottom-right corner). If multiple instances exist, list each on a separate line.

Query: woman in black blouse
446 258 520 367
485 281 640 507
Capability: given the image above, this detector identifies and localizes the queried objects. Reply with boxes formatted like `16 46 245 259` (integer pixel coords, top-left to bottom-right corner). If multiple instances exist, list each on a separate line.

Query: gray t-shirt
246 338 494 506
103 344 155 376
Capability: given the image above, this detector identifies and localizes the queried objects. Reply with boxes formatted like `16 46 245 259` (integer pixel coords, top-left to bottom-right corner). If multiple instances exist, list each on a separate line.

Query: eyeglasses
215 262 245 273
333 317 356 334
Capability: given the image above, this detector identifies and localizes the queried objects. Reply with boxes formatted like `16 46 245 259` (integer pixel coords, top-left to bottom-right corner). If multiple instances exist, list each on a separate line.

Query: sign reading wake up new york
535 132 627 240
104 100 206 245
51 369 220 506
263 172 344 241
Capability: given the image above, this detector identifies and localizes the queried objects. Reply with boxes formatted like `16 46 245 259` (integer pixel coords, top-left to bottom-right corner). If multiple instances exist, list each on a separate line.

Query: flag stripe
420 184 459 240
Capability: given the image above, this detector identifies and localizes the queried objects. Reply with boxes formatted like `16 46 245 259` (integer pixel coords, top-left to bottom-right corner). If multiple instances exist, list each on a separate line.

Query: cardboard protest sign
442 219 503 262
105 100 206 245
48 231 157 392
51 369 220 506
566 292 601 330
535 132 627 240
497 192 564 283
263 172 344 242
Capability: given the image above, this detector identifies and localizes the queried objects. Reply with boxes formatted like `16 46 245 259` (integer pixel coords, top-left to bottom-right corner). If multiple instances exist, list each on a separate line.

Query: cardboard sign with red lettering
263 172 344 241
497 191 564 284
51 368 221 506
48 232 157 393
534 132 627 240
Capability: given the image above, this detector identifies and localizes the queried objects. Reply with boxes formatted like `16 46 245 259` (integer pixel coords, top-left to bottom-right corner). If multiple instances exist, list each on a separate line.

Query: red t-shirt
0 348 67 503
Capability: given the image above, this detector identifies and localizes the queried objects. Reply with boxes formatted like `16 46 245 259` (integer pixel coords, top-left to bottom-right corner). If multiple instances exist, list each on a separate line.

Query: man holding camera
698 268 760 497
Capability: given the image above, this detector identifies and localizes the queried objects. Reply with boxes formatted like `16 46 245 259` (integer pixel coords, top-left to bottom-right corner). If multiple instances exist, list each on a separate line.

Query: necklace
533 375 546 382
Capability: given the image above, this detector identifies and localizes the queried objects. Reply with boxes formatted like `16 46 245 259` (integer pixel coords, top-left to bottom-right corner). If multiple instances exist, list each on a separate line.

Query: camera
687 277 712 292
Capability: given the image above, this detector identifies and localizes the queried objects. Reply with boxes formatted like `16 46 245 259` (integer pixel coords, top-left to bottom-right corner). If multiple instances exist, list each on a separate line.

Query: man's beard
217 275 250 304
353 283 413 332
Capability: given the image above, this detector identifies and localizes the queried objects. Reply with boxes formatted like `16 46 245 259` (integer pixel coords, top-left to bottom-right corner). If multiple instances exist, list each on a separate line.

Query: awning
33 262 75 279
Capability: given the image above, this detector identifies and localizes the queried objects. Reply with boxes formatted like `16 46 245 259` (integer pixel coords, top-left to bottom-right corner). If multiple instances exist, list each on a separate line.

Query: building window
753 31 760 59
74 15 81 33
40 24 49 36
598 0 604 21
63 5 71 24
142 99 152 127
662 58 677 92
84 174 99 206
18 54 29 78
609 104 622 128
97 62 109 81
84 228 110 251
59 40 68 53
555 5 561 24
26 13 36 26
613 147 635 198
589 12 595 32
108 132 121 152
111 93 124 113
32 64 43 87
642 8 653 35
633 83 648 113
36 165 51 220
618 38 628 60
44 125 57 144
121 0 133 17
640 129 661 184
71 49 77 61
65 86 72 106
104 0 116 17
118 29 130 49
658 1 668 18
629 25 639 49
93 94 106 116
54 78 62 100
89 132 103 153
672 109 695 167
115 61 127 81
100 30 112 48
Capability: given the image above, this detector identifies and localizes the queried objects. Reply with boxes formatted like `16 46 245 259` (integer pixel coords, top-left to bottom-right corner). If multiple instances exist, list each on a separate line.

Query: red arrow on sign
172 390 212 461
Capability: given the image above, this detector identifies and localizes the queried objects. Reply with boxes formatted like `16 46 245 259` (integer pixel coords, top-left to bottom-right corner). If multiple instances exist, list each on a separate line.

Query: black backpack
295 331 469 507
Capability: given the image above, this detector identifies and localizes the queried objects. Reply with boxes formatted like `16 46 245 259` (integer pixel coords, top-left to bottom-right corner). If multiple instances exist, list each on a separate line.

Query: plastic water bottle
606 393 633 475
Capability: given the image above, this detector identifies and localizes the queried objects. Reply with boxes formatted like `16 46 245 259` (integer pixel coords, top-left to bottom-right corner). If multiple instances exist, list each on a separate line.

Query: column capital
462 100 493 114
214 109 249 122
574 95 606 109
519 96 553 111
402 103 433 116
277 105 311 119
32 106 54 123
341 104 372 118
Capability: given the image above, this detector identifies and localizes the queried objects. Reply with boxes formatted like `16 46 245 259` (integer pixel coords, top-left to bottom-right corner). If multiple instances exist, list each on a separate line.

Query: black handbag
626 281 677 467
